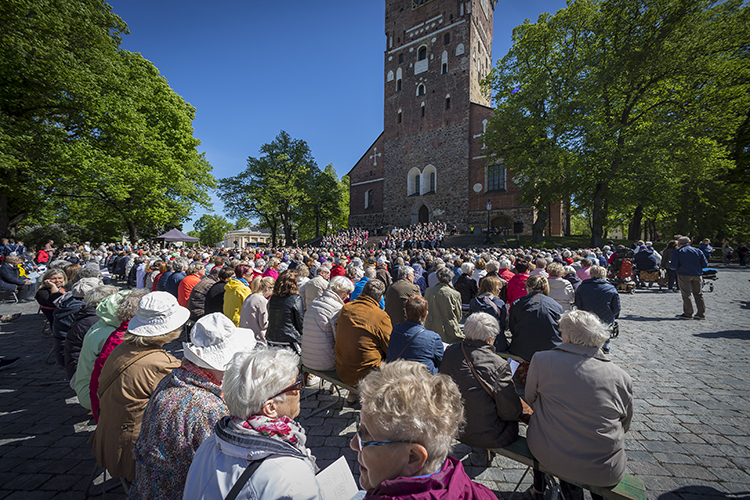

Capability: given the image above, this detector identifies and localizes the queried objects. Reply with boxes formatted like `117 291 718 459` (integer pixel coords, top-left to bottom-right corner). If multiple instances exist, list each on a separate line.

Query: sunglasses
270 374 304 400
353 415 412 451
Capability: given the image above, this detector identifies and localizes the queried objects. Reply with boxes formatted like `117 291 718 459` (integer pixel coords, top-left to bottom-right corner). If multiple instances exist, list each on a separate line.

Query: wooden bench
301 366 357 417
489 437 646 500
496 351 528 364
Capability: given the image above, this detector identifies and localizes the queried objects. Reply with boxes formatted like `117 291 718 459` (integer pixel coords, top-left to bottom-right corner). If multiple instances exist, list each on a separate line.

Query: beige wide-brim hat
128 291 190 337
183 313 257 371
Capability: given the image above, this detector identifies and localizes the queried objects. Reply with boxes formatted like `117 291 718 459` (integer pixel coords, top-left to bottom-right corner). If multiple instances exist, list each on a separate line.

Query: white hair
398 265 414 280
498 258 512 270
328 275 355 295
559 310 609 348
461 262 475 275
83 285 119 308
589 266 606 279
485 260 500 273
223 347 300 419
463 312 500 342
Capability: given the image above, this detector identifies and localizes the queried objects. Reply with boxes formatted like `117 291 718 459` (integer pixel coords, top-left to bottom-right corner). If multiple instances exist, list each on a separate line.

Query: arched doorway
419 205 429 223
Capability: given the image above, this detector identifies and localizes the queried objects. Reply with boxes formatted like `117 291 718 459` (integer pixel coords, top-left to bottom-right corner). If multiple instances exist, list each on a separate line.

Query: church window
487 165 506 192
417 84 426 96
365 190 375 209
455 43 465 56
396 68 403 91
442 63 447 74
408 167 421 196
397 109 402 123
445 96 450 109
422 165 437 194
421 103 425 118
418 46 427 61
444 33 450 44
415 174 421 193
399 53 404 64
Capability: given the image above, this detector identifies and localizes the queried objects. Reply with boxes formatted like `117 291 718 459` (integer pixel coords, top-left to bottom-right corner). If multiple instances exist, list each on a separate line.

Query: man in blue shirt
671 236 708 320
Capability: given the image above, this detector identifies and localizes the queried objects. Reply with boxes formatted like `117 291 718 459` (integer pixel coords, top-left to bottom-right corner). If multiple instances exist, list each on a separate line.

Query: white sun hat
128 291 190 337
183 313 257 371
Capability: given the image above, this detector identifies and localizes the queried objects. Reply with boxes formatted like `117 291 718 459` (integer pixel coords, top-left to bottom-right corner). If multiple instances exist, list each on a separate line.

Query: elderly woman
262 257 281 279
35 268 67 324
454 261 478 306
238 276 275 342
223 264 253 326
52 277 102 369
177 262 205 307
439 313 522 449
205 266 234 315
508 275 563 363
526 310 633 500
468 276 507 351
90 292 187 482
424 267 463 343
129 313 257 499
386 295 444 374
184 347 320 499
352 360 496 499
266 270 305 352
546 262 575 312
300 276 354 371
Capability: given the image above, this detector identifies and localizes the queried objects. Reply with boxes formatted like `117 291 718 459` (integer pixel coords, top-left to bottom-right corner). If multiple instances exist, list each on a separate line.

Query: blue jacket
574 278 620 325
350 277 385 309
165 272 186 297
508 292 563 362
633 248 658 272
386 320 444 374
670 245 708 276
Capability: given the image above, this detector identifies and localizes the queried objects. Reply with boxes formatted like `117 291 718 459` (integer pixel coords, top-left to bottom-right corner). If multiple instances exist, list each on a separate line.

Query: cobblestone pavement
1 267 748 499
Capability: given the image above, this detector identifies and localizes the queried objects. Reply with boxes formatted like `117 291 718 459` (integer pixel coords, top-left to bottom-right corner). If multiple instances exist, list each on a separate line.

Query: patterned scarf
181 359 221 386
230 414 317 471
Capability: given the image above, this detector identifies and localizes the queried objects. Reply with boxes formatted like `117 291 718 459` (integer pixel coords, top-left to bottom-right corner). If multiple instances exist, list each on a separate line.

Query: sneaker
602 346 611 354
305 375 321 387
0 312 21 323
0 357 20 371
675 314 693 319
693 315 705 320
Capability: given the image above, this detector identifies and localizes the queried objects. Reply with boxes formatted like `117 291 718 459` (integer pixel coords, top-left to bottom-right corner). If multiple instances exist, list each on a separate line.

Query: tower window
417 84 426 96
399 54 404 64
415 174 421 194
418 46 427 61
397 110 402 123
397 79 402 91
430 171 436 192
421 104 425 118
445 97 450 109
487 165 506 192
444 33 450 44
365 190 375 209
441 63 447 74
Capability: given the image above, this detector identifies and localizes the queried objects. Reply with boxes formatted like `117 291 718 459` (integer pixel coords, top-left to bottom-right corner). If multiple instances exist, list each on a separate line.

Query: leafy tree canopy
193 214 233 247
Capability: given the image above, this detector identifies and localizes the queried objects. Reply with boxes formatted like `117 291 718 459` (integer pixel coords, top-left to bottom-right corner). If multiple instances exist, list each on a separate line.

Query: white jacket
239 294 269 342
301 290 344 371
303 276 327 310
184 418 321 500
547 276 574 312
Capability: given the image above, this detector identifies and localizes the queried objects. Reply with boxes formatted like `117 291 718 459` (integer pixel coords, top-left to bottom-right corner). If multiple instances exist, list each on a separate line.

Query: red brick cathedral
348 0 564 236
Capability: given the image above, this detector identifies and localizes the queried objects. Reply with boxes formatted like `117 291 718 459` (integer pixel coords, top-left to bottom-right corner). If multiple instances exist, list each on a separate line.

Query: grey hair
436 267 453 284
316 265 330 276
116 289 150 324
559 310 609 348
328 275 355 295
171 258 189 273
345 264 362 281
361 279 386 301
76 268 101 280
463 312 500 342
49 259 72 269
461 262 475 275
398 265 414 280
223 347 300 419
498 258 512 270
589 266 606 279
485 260 500 273
83 285 119 308
254 259 266 269
187 262 204 275
363 266 377 279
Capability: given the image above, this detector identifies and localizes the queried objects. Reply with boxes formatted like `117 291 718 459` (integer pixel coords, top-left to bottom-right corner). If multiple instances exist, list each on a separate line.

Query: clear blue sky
107 0 569 231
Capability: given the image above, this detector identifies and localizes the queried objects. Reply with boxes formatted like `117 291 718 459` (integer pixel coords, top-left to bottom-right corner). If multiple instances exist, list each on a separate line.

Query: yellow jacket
223 278 251 326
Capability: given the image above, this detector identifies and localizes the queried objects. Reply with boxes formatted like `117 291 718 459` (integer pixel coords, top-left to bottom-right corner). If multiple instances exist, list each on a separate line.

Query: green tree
234 217 251 230
0 0 214 240
485 0 750 246
192 214 233 247
218 131 319 246
298 164 349 240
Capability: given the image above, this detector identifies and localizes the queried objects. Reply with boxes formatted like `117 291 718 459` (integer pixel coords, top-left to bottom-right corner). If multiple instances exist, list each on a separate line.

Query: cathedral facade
348 0 564 236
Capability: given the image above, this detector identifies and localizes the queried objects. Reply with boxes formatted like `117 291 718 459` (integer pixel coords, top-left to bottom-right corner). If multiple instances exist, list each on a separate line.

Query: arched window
396 68 402 91
421 102 425 118
408 167 421 196
418 46 427 61
397 109 402 123
417 84 426 96
422 165 437 194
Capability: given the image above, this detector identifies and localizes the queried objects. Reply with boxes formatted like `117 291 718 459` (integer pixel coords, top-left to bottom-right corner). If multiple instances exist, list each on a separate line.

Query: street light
485 200 492 244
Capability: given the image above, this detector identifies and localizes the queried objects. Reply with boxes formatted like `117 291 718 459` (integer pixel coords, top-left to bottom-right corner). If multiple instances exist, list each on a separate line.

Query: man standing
384 265 420 326
574 266 620 353
335 279 392 401
671 236 708 320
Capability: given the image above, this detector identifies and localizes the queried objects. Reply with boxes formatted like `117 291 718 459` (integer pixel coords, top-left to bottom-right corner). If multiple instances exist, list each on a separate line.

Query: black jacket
64 306 100 379
204 282 226 315
508 292 563 362
266 294 305 346
454 274 478 305
52 296 86 339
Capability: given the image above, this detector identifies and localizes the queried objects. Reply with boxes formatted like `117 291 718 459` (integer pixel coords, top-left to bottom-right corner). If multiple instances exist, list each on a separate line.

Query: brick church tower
348 0 564 236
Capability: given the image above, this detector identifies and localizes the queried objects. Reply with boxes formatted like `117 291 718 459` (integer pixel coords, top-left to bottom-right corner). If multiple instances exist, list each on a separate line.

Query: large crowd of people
0 229 736 498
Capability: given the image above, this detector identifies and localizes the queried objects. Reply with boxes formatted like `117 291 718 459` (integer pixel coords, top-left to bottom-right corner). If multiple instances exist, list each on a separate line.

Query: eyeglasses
270 374 304 399
353 416 412 451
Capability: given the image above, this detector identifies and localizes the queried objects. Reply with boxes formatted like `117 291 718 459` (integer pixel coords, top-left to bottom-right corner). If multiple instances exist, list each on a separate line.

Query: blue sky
107 0 569 231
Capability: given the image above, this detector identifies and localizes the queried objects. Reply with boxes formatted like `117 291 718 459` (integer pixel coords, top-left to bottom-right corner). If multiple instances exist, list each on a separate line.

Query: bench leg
304 382 343 419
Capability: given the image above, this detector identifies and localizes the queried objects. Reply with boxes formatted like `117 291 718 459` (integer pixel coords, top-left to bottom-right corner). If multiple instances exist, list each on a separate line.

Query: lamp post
485 200 492 244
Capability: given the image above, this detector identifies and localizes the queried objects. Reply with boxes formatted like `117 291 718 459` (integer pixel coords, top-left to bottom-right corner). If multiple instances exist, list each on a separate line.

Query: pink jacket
90 320 129 422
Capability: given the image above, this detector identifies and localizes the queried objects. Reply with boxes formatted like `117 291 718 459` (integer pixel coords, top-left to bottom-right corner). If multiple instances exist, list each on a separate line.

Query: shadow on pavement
694 330 750 340
659 485 750 500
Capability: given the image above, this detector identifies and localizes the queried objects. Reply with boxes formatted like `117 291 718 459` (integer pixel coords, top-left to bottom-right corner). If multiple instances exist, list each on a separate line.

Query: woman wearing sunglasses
184 347 321 500
352 360 496 499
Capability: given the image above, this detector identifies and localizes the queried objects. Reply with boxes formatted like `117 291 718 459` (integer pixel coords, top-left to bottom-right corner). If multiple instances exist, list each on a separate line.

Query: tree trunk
565 197 571 236
315 207 320 239
590 182 608 248
126 220 138 245
532 205 547 244
628 205 644 241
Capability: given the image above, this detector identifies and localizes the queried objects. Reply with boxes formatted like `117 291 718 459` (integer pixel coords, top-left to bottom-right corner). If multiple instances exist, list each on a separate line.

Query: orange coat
334 295 392 387
177 274 202 307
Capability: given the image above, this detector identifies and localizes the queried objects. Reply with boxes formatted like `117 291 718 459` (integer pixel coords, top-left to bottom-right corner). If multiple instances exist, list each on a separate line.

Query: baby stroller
702 268 718 292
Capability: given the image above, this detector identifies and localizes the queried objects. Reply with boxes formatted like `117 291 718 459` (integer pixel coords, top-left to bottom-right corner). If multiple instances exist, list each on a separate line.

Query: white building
223 226 271 249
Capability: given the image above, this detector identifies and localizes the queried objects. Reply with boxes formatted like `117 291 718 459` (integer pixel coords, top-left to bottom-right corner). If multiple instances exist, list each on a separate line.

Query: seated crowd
0 236 640 499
